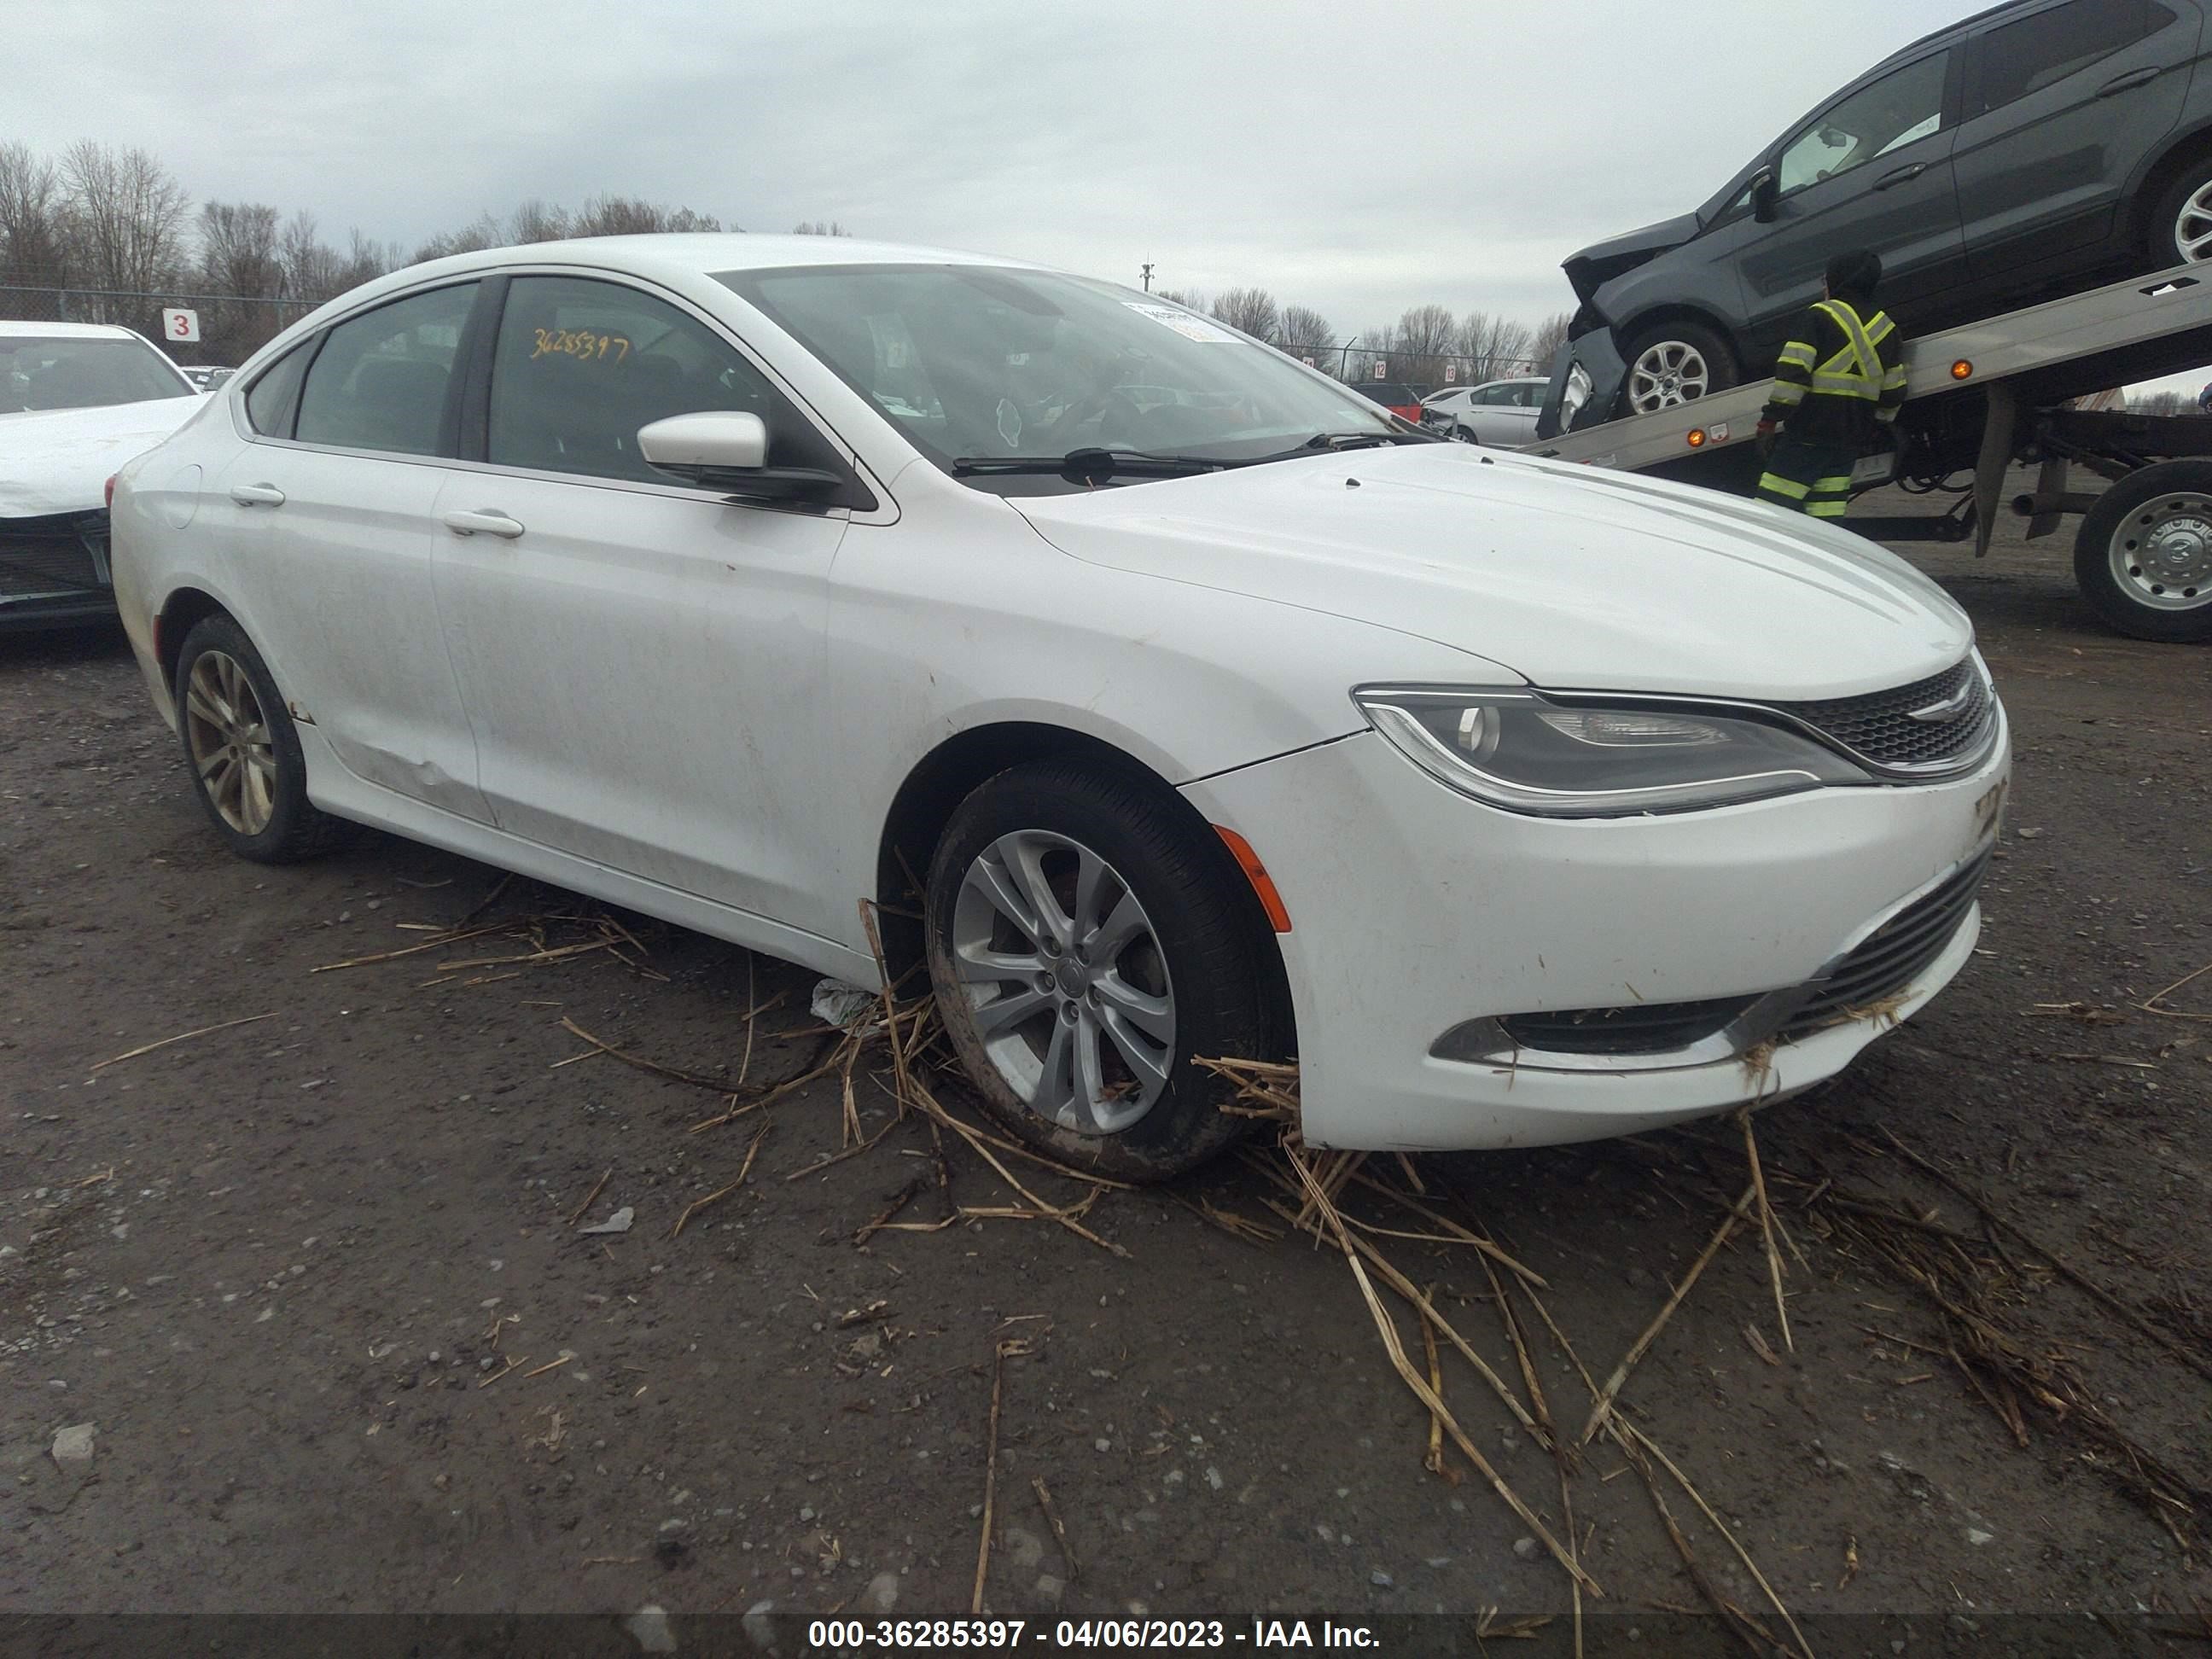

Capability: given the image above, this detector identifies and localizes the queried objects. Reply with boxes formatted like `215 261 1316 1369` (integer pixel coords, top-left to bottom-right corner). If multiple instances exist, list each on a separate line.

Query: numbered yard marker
162 308 201 344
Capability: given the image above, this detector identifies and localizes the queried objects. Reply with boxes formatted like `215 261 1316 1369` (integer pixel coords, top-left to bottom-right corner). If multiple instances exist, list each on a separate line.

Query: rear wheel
174 614 354 861
2072 462 2212 642
2149 155 2212 267
1618 319 1737 416
924 760 1281 1181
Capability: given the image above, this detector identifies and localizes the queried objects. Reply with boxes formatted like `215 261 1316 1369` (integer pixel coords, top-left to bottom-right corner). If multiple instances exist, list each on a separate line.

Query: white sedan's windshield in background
719 265 1395 471
2 336 194 413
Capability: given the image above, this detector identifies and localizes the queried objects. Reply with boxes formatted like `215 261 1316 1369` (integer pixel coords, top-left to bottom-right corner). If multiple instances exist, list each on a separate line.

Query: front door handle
441 509 525 539
229 483 285 507
2098 65 2162 96
1871 162 1929 191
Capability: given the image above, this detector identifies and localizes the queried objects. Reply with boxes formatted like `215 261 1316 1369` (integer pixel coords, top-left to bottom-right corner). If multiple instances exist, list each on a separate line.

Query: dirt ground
3 496 2209 1651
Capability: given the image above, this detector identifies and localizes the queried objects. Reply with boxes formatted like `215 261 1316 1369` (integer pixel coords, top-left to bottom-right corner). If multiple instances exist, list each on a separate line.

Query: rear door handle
2098 66 2162 96
229 483 285 506
1871 162 1928 191
441 509 525 539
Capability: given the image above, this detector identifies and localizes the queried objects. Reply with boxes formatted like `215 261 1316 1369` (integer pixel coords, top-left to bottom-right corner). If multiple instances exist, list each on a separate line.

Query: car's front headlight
1353 687 1870 817
1557 363 1592 428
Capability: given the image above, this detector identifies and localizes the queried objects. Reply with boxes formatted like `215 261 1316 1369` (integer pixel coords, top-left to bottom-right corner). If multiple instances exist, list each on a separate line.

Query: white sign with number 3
161 307 201 344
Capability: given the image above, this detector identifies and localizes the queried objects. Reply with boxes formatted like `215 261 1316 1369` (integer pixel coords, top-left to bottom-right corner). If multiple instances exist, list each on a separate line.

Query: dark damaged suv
1544 0 2212 434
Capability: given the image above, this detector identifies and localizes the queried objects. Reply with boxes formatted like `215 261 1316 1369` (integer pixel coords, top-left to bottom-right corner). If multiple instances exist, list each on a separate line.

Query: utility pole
1140 263 1154 293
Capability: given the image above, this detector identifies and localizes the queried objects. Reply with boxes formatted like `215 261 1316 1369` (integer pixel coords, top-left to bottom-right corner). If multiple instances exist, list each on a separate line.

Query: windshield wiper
952 447 1228 480
1236 428 1442 466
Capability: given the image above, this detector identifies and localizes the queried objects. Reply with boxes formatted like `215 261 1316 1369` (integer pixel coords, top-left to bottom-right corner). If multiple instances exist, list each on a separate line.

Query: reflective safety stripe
1810 371 1878 398
1874 407 1900 422
1807 499 1848 516
1767 381 1806 405
1812 475 1853 492
1777 342 1817 369
1881 365 1907 388
1866 313 1895 346
1757 471 1811 498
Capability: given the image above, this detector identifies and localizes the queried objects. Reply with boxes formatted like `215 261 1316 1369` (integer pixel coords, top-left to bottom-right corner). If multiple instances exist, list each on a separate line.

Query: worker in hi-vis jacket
1753 249 1907 518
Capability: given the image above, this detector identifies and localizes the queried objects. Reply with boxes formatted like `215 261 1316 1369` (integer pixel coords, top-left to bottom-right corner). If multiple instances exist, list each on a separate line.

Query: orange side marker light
1951 359 1973 380
1214 825 1292 934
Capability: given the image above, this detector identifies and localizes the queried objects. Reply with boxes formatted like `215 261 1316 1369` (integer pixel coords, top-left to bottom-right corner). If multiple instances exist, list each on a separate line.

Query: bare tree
1278 304 1336 361
198 202 283 297
791 219 851 236
1210 286 1282 343
1155 288 1207 311
0 142 73 285
1389 303 1458 385
276 212 344 303
509 200 572 243
1455 310 1536 381
568 195 723 238
60 141 189 294
1528 310 1572 372
335 229 395 291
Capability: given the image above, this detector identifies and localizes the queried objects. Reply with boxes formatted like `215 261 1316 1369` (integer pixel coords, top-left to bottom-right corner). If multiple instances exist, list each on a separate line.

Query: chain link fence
0 285 317 366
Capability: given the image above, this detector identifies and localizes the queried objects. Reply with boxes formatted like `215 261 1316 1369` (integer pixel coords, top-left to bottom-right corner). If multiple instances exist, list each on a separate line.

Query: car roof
401 233 1041 287
1866 0 2027 73
0 320 143 341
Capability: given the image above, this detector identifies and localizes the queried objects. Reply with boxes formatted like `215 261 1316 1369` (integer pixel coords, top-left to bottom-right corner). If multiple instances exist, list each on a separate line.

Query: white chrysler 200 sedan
108 236 2008 1178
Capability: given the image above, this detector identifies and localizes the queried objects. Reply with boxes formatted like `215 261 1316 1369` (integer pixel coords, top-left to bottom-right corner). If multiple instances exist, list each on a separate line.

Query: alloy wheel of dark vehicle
1619 319 1737 416
924 760 1282 1181
2151 157 2212 268
2072 462 2212 642
174 614 355 862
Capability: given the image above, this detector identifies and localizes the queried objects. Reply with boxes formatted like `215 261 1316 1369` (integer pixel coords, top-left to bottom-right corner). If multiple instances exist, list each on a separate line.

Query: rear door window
1968 0 2174 117
294 283 477 457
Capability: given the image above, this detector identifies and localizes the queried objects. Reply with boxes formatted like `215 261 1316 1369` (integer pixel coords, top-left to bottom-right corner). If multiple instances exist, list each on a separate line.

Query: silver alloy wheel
2110 492 2212 610
183 649 278 835
2175 180 2212 262
1626 340 1710 413
950 829 1176 1136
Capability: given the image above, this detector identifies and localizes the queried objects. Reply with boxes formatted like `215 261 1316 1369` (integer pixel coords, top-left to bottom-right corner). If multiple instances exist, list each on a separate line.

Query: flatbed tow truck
1523 261 2212 643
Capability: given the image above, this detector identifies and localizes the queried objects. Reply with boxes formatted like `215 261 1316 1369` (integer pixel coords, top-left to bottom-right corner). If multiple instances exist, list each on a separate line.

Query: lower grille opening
1779 851 1989 1041
1494 995 1756 1057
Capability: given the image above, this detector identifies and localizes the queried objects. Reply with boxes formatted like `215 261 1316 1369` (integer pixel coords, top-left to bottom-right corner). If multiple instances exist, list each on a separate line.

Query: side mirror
1749 168 1779 223
637 410 768 478
637 409 847 501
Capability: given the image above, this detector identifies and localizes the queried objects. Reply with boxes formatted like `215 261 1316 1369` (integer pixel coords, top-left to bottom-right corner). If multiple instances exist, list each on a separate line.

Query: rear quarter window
244 342 313 438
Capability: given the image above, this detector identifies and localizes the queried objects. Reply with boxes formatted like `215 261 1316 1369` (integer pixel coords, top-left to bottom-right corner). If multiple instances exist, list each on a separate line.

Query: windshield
1 335 193 413
717 264 1399 484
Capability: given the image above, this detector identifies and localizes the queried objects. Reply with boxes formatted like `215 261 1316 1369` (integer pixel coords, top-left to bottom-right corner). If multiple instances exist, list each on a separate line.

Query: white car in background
108 236 2007 1177
1420 376 1548 445
3 320 202 628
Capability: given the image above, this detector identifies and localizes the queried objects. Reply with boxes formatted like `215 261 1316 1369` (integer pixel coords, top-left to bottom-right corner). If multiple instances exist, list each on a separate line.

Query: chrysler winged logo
1906 684 1975 723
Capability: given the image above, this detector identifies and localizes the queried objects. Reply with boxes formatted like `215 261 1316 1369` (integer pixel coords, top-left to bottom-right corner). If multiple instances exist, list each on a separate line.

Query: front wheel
924 761 1284 1181
2072 462 2212 642
1618 319 1738 416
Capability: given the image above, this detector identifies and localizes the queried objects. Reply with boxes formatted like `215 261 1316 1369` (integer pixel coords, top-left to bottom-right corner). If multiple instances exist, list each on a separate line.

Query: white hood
1012 443 1972 701
1 395 206 518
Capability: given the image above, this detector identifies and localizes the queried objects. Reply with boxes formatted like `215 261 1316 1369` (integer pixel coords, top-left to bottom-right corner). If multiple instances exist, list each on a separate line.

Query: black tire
2147 154 2212 269
1452 422 1481 445
2071 463 2212 643
924 760 1285 1182
1616 318 1738 417
173 613 356 862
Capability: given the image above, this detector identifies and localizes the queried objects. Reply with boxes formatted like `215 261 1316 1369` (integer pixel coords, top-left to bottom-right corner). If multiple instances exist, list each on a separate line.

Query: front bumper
1180 716 2009 1151
0 509 116 630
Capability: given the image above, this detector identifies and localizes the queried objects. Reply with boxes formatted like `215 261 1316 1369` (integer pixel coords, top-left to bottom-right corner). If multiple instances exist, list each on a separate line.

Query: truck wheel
2072 463 2212 642
2149 156 2212 267
1619 320 1737 416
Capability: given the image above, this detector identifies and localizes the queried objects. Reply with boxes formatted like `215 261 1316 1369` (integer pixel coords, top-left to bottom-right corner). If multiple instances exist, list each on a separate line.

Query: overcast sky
16 0 1993 341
